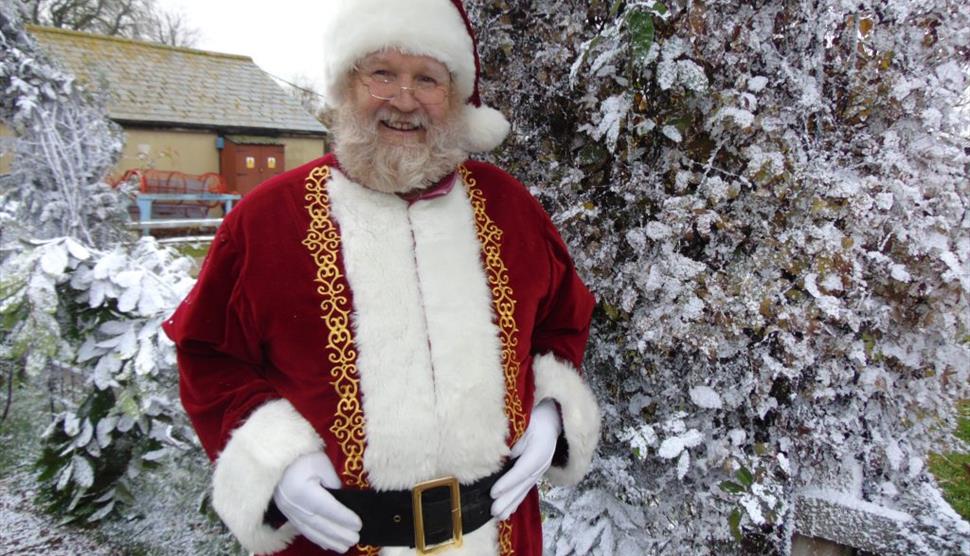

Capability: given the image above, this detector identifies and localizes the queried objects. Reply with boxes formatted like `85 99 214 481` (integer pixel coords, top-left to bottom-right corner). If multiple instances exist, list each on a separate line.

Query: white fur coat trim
211 398 324 555
533 353 601 485
409 179 510 482
328 171 508 493
380 520 499 556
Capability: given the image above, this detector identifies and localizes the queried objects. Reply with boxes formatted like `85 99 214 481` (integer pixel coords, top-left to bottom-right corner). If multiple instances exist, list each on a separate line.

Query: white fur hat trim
321 0 476 106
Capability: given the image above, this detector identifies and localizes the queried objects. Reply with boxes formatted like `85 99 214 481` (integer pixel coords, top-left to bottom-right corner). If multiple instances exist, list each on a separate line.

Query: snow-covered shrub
470 1 969 553
1 4 201 526
0 237 195 522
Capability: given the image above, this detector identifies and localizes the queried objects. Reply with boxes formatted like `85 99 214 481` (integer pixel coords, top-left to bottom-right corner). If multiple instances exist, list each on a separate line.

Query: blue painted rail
134 193 241 236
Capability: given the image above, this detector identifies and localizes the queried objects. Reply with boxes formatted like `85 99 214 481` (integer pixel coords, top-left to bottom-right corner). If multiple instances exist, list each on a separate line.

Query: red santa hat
320 0 511 153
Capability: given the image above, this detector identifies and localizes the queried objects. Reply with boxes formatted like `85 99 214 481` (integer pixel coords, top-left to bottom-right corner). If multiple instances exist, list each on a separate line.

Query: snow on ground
0 473 119 555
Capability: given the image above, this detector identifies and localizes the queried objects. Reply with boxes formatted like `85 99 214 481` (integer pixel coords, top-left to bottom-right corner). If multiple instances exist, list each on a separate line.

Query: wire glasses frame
357 73 450 105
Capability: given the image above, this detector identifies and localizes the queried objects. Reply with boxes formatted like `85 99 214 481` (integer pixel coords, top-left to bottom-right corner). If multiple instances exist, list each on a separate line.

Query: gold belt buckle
411 476 463 555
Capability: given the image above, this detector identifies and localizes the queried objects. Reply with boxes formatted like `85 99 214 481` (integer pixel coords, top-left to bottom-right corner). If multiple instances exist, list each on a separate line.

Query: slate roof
27 25 327 136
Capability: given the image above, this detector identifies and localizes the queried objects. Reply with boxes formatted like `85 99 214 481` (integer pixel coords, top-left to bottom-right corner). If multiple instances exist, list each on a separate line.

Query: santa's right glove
273 451 363 553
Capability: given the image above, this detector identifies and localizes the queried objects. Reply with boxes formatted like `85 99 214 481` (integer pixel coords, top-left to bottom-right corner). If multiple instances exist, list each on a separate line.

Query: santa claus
163 1 600 554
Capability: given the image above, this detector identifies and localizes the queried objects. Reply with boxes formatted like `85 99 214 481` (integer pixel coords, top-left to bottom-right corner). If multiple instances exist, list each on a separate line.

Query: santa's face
349 51 455 145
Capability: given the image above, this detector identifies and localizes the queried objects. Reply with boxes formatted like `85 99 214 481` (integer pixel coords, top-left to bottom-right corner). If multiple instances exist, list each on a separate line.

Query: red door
221 142 285 195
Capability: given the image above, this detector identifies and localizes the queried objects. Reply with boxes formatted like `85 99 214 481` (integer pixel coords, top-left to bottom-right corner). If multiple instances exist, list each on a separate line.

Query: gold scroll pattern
499 521 515 555
459 165 524 556
302 166 379 556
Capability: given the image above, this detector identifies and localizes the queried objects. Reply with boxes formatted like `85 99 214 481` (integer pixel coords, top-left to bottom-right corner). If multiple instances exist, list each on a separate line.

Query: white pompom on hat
320 0 511 152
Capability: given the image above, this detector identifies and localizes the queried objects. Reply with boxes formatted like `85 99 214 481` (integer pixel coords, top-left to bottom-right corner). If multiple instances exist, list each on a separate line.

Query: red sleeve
531 213 596 371
163 226 278 461
528 207 600 484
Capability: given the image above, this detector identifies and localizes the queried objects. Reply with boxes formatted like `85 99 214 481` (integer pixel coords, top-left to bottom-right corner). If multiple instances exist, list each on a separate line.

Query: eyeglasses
357 70 450 105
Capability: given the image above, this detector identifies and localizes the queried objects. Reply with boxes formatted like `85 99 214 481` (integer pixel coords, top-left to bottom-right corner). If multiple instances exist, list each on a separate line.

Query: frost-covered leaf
69 263 93 290
99 320 131 336
657 57 677 90
138 284 165 315
657 436 684 459
590 94 631 153
96 415 118 448
93 488 116 504
740 494 765 525
64 238 91 261
676 59 708 92
71 455 94 490
92 354 121 390
676 450 690 479
116 414 136 433
74 418 93 448
689 386 723 409
88 279 107 308
142 448 169 462
747 76 769 92
87 500 115 522
661 125 682 143
116 274 142 313
76 336 102 363
41 415 62 439
40 243 68 275
714 107 755 128
115 326 138 360
133 339 156 376
619 424 657 460
86 500 115 522
55 461 74 491
63 413 80 437
92 250 126 280
681 429 704 449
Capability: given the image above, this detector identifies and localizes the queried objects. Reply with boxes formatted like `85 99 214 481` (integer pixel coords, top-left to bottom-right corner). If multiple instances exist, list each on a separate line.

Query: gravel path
0 474 119 556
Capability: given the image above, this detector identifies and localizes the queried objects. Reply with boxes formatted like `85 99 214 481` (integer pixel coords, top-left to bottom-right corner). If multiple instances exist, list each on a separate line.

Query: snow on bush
1 236 196 522
470 1 969 553
1 4 199 525
0 3 129 246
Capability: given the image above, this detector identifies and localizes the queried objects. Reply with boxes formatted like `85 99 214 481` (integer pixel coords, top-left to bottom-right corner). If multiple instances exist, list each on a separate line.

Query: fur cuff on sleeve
533 353 600 486
211 399 323 555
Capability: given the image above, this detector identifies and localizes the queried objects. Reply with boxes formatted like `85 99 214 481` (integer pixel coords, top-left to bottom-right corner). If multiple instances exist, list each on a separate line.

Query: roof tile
28 25 327 135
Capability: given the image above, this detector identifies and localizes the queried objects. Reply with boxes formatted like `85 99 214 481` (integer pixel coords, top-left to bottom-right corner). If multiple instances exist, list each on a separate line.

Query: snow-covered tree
1 2 130 246
1 2 198 524
469 1 970 553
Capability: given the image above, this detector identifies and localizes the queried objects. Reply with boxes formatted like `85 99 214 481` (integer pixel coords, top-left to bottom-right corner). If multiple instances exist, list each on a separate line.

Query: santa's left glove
490 398 562 520
273 451 363 553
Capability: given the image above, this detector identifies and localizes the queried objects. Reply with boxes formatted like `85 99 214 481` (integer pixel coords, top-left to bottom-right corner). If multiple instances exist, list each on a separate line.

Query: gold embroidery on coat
303 166 379 555
461 165 521 554
458 165 527 447
302 165 369 489
499 520 515 555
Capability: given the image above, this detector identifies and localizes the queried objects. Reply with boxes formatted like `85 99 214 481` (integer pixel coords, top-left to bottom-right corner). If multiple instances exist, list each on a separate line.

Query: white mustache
374 107 429 130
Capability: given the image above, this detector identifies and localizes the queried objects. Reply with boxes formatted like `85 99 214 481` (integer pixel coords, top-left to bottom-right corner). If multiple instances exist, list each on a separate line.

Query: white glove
490 399 562 520
272 451 363 553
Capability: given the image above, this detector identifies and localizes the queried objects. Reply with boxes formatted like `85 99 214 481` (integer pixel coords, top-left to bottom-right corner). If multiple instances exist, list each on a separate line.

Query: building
15 25 328 195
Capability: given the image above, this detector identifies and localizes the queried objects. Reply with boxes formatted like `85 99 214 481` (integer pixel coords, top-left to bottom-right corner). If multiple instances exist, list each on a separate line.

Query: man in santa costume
163 1 599 554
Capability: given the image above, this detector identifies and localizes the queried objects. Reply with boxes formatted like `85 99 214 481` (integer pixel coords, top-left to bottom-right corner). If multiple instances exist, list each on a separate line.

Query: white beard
332 105 469 195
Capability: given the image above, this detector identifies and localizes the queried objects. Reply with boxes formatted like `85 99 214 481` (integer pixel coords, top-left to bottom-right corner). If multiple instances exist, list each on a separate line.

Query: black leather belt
327 461 511 553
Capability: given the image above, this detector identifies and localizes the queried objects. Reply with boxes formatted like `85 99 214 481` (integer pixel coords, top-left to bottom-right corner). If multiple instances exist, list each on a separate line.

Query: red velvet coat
164 154 599 556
